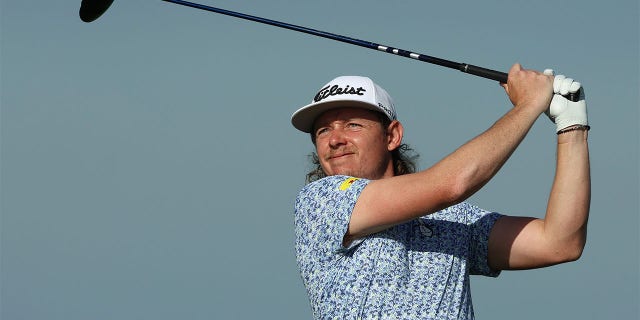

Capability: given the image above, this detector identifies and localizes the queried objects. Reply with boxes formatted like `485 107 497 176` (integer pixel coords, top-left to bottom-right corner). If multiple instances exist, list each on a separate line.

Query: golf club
79 0 580 100
79 0 114 23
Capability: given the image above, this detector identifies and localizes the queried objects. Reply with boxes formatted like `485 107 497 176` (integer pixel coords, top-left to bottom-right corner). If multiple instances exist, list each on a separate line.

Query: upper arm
487 215 581 271
487 216 541 270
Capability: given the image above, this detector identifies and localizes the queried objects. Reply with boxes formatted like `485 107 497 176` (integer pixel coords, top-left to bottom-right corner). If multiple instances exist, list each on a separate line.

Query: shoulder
297 176 370 200
294 176 370 217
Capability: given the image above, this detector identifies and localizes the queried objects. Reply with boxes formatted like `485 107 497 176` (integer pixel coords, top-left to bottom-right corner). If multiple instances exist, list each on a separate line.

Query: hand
501 64 554 114
543 70 588 132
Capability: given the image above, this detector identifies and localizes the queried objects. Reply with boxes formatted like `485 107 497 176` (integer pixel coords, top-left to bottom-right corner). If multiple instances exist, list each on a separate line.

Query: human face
313 108 396 180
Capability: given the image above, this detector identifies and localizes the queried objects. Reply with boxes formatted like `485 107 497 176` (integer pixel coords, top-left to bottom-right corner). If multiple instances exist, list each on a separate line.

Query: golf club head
79 0 115 22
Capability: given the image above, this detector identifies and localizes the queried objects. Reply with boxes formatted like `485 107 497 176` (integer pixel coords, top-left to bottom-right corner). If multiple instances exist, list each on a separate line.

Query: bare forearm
487 130 590 270
436 65 554 201
443 104 541 199
544 129 591 259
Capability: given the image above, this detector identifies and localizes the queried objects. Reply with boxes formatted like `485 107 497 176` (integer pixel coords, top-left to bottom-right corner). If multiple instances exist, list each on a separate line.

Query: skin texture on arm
487 128 590 270
341 64 555 242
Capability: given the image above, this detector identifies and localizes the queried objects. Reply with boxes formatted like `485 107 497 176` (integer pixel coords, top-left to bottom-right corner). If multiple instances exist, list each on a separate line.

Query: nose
328 128 347 148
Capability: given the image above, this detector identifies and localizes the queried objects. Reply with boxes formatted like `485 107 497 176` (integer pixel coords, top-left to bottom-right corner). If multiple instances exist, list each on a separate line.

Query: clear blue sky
2 1 638 319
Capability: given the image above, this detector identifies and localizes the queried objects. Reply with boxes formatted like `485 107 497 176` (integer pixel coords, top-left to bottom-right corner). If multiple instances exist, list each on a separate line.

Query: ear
386 120 404 151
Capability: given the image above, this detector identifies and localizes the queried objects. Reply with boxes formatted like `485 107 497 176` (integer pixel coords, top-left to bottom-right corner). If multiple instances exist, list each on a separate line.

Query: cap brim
291 100 383 133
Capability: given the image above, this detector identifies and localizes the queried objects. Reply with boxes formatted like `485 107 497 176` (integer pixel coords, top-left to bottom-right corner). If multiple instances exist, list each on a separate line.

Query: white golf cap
291 76 397 133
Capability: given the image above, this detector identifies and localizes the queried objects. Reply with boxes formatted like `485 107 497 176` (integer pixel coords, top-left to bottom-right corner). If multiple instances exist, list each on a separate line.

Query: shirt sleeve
294 176 370 267
464 202 503 277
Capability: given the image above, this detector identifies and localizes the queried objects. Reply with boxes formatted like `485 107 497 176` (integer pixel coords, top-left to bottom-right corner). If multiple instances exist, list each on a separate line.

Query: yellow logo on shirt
339 177 360 191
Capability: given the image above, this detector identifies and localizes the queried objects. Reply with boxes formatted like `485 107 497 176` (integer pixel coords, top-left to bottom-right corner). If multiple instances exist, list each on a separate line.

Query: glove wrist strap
557 125 590 135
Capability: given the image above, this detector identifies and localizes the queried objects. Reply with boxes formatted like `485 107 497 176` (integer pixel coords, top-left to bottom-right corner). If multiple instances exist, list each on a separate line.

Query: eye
346 122 363 129
315 127 329 137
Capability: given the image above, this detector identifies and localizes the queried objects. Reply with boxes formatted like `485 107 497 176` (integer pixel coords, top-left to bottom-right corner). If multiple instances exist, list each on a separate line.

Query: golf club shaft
162 0 508 83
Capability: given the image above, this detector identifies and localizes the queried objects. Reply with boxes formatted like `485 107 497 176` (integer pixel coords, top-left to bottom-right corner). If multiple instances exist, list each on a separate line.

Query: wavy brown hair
306 112 419 183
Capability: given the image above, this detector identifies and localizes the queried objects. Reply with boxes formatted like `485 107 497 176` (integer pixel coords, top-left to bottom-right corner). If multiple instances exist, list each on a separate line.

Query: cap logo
314 84 366 103
378 103 395 120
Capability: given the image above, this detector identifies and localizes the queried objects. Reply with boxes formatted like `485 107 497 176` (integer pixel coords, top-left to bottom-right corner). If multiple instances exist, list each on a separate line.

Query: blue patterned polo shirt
294 175 502 320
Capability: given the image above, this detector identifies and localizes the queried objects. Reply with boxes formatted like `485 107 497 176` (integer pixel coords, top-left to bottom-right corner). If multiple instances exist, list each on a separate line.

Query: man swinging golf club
291 64 590 319
76 1 590 318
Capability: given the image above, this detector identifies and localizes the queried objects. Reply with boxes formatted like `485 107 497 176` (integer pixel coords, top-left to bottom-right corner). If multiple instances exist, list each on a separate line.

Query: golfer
291 63 590 319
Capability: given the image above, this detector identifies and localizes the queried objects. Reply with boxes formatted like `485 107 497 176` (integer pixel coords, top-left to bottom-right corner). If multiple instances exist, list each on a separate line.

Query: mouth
328 152 354 160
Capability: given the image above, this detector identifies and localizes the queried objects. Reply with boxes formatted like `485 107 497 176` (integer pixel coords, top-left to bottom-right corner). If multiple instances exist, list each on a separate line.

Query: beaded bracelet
557 125 591 135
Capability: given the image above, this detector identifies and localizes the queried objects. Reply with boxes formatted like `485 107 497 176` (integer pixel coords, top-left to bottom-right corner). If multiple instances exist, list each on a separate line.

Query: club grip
461 64 508 83
461 64 580 102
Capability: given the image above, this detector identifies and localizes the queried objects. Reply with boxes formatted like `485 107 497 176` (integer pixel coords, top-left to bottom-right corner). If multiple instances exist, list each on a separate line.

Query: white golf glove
543 69 588 133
